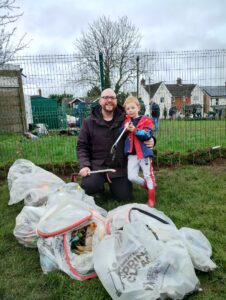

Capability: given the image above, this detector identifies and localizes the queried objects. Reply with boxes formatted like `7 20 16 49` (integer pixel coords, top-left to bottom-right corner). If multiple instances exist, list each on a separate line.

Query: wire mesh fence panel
138 49 226 154
0 50 225 167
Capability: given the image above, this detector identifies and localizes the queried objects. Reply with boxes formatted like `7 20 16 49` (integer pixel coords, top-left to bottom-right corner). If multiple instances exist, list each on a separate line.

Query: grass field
0 163 225 300
0 119 225 167
0 132 77 167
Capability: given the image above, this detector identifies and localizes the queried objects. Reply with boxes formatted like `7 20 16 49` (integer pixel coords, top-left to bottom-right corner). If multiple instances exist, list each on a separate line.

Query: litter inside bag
70 222 97 254
37 218 105 280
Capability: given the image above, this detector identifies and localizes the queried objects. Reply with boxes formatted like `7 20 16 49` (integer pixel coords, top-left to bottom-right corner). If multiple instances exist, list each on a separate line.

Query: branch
0 0 30 65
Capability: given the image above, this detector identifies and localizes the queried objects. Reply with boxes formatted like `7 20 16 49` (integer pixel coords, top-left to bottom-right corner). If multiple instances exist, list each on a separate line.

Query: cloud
15 0 226 54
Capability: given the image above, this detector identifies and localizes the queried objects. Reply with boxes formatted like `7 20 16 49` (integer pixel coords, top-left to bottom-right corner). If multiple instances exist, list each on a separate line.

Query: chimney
140 78 145 86
177 78 182 85
38 88 42 96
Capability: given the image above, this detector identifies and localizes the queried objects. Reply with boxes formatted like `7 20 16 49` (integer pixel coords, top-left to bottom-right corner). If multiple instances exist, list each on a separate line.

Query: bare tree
0 0 29 65
75 16 141 94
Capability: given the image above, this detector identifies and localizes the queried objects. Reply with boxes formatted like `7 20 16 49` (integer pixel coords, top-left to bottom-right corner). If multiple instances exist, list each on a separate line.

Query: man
77 88 155 200
151 101 160 133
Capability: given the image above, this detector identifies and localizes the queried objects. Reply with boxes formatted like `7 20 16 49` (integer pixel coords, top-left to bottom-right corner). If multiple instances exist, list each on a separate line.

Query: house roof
70 98 85 104
165 84 196 97
144 82 162 98
201 86 226 97
143 81 196 97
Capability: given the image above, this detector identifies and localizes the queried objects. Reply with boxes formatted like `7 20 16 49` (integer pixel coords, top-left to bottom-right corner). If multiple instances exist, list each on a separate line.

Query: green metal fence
0 50 225 168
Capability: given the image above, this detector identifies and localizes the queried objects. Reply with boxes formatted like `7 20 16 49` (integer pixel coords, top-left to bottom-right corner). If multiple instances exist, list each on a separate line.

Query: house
140 80 171 117
69 98 85 110
69 98 92 127
201 84 226 116
140 78 205 118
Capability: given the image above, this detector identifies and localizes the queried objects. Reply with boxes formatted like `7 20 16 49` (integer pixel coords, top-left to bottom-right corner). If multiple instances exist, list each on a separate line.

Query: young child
123 96 156 207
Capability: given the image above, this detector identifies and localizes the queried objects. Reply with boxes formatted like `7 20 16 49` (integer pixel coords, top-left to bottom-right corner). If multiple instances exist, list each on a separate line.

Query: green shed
31 96 67 129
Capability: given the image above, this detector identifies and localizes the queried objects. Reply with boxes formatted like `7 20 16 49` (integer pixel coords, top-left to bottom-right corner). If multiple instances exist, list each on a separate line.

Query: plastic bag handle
128 208 170 224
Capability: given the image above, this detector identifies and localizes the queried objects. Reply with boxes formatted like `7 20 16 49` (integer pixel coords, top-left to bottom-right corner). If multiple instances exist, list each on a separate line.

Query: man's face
99 89 117 113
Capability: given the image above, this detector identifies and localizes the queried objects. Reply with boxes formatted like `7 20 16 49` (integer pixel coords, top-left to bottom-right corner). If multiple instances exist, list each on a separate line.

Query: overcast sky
15 0 226 55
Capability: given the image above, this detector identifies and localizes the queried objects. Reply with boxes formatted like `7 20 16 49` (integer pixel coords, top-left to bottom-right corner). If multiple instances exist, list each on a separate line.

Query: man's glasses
101 96 117 100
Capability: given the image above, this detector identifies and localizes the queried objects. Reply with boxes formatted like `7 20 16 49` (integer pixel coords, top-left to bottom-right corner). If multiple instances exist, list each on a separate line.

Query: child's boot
147 189 155 207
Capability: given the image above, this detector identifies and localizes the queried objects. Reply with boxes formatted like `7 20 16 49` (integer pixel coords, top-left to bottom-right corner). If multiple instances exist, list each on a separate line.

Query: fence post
136 55 139 98
99 52 105 91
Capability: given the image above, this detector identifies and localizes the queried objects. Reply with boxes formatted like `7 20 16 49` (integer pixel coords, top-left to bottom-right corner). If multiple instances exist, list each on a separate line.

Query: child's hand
127 123 136 132
144 138 155 148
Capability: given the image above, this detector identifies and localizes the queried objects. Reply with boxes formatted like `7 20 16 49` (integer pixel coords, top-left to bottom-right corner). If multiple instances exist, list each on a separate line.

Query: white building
140 78 205 118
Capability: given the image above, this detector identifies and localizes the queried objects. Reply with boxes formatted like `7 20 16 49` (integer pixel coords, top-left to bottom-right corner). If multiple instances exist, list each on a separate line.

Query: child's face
125 102 140 118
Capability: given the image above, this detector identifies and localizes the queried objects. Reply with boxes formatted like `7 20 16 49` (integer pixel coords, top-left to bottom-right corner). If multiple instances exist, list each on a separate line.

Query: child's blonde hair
123 96 140 108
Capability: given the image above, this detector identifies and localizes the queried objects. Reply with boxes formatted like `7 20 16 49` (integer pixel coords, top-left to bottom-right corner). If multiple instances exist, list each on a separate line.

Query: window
216 98 219 105
193 96 198 103
160 97 164 103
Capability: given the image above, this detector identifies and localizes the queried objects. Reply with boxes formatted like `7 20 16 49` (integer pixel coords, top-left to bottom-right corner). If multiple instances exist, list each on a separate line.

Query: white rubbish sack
94 204 216 300
94 220 199 300
179 227 217 272
105 204 177 234
8 159 64 206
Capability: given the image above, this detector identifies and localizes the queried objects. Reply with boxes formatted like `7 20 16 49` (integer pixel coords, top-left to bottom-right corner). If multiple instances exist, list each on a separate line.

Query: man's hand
79 167 91 177
144 138 155 148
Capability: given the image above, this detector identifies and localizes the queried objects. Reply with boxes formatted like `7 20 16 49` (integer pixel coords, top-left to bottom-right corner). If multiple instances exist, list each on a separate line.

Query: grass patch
0 164 225 299
0 132 77 167
0 119 225 167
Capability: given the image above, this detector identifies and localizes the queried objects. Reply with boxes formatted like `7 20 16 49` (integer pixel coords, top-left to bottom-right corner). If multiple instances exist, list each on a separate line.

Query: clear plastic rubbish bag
36 184 107 280
8 159 64 206
8 159 36 190
13 206 46 248
38 216 106 280
45 182 107 218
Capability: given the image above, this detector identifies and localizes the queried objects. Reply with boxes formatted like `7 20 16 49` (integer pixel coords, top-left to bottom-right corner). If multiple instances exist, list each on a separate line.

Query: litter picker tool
110 122 131 160
71 169 116 182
